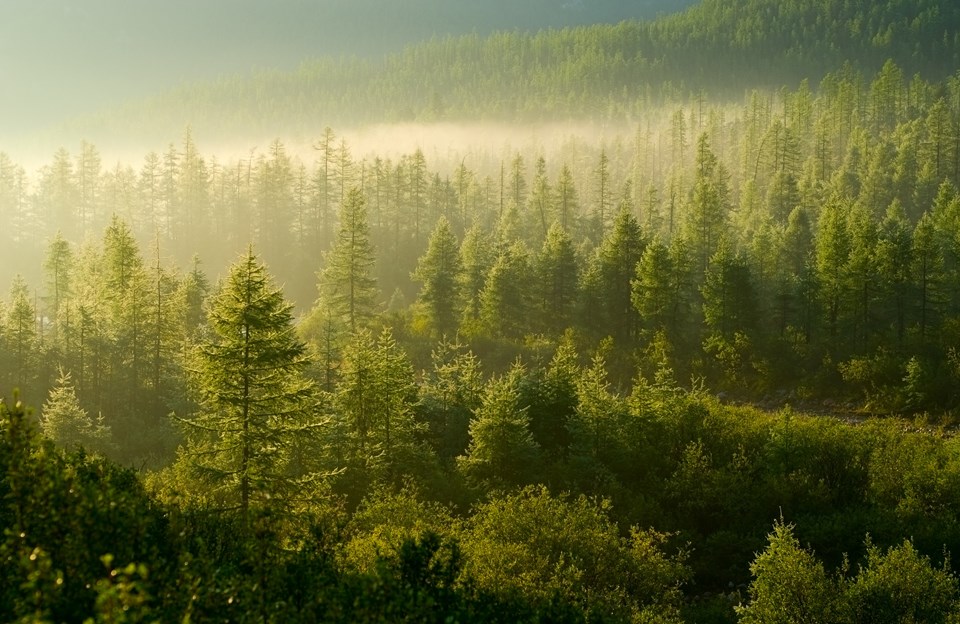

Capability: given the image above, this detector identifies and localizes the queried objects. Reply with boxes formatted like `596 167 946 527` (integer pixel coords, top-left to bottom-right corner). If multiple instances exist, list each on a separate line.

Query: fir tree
412 216 463 338
40 369 113 455
318 187 378 332
179 248 320 516
458 363 539 488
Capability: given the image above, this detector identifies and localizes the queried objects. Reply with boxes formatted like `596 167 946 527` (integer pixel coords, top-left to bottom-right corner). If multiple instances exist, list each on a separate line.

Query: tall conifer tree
180 249 318 515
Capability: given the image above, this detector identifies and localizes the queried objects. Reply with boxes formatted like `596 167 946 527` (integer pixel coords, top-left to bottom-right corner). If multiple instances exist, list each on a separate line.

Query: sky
0 0 696 139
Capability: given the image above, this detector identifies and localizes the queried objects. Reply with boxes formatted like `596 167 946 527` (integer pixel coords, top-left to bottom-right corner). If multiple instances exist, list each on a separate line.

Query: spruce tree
534 222 580 334
318 187 378 332
478 242 532 339
412 216 463 338
581 207 647 344
40 369 113 455
458 363 539 488
179 248 319 515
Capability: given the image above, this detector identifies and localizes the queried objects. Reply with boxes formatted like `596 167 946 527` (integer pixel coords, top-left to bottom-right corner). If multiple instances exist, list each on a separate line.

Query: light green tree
737 521 842 624
461 487 688 623
333 327 433 497
845 539 959 623
43 233 73 341
459 225 494 328
40 369 113 455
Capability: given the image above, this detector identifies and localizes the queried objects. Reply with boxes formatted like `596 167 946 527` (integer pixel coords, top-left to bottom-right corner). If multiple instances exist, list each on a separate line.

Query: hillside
40 0 960 147
0 0 694 141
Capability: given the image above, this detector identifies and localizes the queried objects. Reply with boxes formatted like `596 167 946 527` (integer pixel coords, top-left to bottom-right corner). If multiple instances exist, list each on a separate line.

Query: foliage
461 486 689 622
40 369 114 456
736 521 842 624
176 249 322 515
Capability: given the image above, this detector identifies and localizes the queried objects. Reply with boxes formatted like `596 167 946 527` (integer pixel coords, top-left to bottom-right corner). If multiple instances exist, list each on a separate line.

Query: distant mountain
0 0 695 138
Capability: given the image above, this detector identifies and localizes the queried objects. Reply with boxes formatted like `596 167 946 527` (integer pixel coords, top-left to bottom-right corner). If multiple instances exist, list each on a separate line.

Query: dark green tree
178 249 319 516
458 225 494 328
318 187 379 332
419 339 484 462
533 222 580 334
684 133 729 276
910 212 944 346
581 207 647 344
333 328 432 496
412 216 463 338
478 241 532 339
458 363 539 488
2 277 40 401
632 235 692 346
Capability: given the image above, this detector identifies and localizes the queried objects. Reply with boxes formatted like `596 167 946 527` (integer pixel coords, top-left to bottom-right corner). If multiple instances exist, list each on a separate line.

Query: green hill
0 0 694 139
55 0 960 144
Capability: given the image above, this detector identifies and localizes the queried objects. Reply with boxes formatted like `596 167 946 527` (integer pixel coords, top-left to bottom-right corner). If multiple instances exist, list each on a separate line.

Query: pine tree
458 363 539 488
100 216 154 448
874 202 913 347
255 138 294 272
179 249 319 515
568 352 623 468
478 241 532 339
312 127 338 250
412 216 463 338
911 212 945 346
815 198 851 343
701 240 757 387
333 327 430 495
459 226 494 327
76 141 102 234
43 234 73 341
701 239 756 339
684 133 729 276
318 187 378 332
528 155 552 240
581 207 647 344
737 522 841 624
1 277 39 400
555 164 579 232
533 222 580 334
40 369 113 455
420 338 484 461
591 148 613 242
632 236 691 345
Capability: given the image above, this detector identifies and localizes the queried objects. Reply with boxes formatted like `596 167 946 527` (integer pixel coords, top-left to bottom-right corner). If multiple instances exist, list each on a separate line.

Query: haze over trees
4 0 960 621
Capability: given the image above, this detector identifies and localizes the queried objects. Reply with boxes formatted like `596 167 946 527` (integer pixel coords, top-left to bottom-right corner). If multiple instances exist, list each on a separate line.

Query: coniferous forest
4 0 960 621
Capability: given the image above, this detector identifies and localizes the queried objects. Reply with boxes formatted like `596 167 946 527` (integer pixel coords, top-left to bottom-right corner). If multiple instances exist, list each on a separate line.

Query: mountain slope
22 0 960 147
0 0 694 138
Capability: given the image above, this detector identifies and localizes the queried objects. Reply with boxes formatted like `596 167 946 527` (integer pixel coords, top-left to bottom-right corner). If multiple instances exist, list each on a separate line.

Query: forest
4 0 960 621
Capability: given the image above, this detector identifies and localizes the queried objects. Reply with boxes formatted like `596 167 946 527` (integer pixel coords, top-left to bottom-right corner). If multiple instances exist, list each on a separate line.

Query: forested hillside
4 0 960 621
1 0 694 140
57 0 960 144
